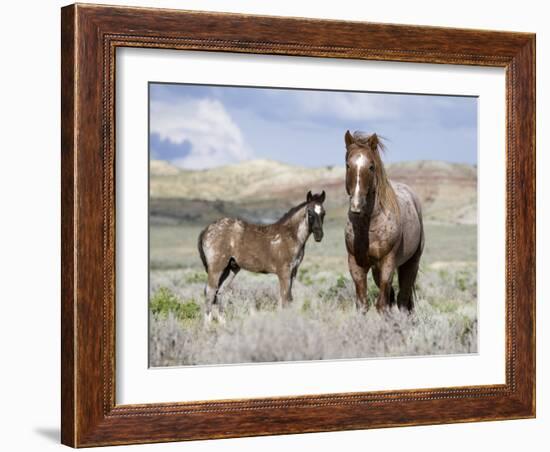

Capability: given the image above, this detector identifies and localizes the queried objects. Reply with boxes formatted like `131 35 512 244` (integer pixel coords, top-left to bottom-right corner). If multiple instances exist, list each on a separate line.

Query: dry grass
149 254 477 366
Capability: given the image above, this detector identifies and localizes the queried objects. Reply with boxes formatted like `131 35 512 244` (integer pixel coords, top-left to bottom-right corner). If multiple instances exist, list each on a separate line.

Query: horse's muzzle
349 195 366 214
313 230 324 242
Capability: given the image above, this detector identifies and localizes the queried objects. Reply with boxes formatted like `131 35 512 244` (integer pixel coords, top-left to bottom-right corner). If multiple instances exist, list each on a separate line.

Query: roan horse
198 191 326 322
344 130 424 312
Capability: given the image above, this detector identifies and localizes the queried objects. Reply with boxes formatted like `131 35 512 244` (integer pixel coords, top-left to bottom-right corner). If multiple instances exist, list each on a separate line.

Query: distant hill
150 159 477 225
150 159 344 201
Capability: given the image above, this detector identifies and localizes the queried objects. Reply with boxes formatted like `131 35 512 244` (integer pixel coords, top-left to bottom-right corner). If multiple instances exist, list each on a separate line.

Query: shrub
185 272 208 284
301 298 312 312
298 268 314 286
335 274 346 289
318 274 352 303
150 287 201 322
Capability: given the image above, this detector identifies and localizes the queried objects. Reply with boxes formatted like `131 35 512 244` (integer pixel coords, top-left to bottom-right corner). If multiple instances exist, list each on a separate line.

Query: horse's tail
197 227 208 272
411 194 425 306
406 234 424 310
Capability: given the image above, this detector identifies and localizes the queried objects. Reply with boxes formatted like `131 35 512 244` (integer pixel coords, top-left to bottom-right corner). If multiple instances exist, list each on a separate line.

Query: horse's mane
351 131 399 216
276 193 324 225
276 202 307 224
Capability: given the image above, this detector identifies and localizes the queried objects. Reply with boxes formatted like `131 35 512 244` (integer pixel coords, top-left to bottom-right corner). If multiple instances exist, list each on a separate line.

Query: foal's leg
348 253 369 311
214 263 234 323
204 270 220 324
218 263 240 294
204 263 229 324
277 268 292 308
214 262 241 323
376 255 396 312
288 264 299 303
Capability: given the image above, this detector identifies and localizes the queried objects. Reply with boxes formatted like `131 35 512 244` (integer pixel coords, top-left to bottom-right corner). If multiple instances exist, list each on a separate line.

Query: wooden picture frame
61 3 535 447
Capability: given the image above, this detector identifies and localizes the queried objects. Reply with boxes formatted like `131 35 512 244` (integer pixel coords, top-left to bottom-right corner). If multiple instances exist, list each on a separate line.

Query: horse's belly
395 185 422 266
396 223 421 266
367 225 420 267
233 248 276 274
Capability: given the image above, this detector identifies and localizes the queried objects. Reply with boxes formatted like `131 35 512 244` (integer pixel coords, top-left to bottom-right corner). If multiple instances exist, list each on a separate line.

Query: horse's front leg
376 255 396 312
277 268 292 308
348 253 369 311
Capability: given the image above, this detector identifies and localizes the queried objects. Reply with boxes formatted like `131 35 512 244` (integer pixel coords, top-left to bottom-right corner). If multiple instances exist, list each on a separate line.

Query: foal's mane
351 131 399 216
276 193 324 225
276 202 307 224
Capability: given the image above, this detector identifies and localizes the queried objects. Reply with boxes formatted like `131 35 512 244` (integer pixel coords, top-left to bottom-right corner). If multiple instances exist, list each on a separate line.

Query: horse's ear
319 190 326 203
367 133 380 152
344 130 354 149
306 191 313 202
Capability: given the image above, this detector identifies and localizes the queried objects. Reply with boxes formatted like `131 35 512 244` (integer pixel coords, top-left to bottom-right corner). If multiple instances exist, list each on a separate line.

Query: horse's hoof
375 305 392 318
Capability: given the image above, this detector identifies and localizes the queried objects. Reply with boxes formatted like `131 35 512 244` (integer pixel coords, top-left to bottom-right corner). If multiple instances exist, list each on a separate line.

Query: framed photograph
61 3 536 447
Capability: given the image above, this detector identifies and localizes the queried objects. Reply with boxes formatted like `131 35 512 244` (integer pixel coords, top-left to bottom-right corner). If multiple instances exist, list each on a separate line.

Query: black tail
197 227 208 272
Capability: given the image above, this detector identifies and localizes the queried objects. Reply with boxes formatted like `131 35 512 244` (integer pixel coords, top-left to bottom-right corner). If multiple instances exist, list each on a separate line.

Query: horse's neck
282 206 309 246
349 190 379 237
365 188 381 221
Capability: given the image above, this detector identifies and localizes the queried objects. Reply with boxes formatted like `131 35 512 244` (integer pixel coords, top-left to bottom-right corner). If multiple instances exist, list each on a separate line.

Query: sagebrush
149 223 477 366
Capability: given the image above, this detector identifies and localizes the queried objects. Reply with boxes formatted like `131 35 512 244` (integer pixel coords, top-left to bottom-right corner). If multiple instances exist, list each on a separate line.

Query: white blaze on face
354 154 367 199
314 204 322 215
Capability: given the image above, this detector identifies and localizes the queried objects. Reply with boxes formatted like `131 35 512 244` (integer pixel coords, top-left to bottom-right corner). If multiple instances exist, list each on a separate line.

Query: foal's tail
197 227 208 272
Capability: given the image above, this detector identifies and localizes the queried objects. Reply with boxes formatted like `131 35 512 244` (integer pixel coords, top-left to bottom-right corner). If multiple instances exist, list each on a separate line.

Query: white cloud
150 97 251 169
289 91 403 122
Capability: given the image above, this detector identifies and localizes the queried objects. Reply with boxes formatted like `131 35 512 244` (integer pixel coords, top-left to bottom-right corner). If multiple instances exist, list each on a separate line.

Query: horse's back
392 182 424 266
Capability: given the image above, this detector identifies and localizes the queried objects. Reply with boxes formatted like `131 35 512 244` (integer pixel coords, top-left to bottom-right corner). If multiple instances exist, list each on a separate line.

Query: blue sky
149 83 477 169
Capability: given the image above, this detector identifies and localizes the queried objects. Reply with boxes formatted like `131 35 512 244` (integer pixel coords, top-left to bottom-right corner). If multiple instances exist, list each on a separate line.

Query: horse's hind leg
204 274 217 324
204 262 231 324
372 268 396 307
204 271 218 324
397 252 421 312
219 259 240 294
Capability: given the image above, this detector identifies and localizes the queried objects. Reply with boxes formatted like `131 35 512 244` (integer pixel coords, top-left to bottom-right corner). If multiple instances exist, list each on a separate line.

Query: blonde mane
352 132 399 216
